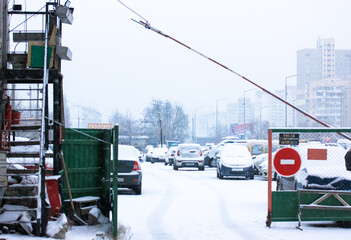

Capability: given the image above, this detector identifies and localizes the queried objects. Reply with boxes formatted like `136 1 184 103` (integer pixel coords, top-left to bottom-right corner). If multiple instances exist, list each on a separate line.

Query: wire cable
116 0 149 25
46 117 114 145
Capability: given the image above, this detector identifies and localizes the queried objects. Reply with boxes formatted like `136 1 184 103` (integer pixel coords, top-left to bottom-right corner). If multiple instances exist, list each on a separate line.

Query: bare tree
142 99 189 145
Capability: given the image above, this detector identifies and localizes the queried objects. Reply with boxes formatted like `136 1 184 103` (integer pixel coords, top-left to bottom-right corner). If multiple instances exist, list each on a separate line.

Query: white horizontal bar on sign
280 159 295 165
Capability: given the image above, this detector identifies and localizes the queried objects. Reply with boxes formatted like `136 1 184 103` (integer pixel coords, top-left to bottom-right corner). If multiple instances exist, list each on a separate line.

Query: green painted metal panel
272 191 299 221
272 191 351 222
62 128 113 216
270 128 351 133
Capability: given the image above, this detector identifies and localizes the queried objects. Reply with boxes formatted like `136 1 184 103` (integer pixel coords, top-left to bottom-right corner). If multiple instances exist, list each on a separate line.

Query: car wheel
216 170 219 178
209 159 216 167
218 170 223 179
250 174 254 180
173 164 178 170
198 166 205 171
164 161 168 166
133 182 142 195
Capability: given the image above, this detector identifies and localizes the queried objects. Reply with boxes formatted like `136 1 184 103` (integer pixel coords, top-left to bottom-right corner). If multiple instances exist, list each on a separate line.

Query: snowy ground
2 162 351 239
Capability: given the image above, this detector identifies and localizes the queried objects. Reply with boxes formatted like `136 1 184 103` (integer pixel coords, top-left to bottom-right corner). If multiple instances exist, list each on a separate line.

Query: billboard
231 123 252 136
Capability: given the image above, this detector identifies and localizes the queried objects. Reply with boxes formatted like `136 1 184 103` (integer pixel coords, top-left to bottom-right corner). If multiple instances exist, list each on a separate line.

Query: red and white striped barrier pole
132 19 351 140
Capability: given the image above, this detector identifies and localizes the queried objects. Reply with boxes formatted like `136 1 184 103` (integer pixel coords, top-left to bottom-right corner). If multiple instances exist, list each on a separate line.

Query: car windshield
221 145 251 158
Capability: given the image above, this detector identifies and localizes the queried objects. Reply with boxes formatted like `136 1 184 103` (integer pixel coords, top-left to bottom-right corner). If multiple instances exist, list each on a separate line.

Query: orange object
11 110 21 125
307 148 327 160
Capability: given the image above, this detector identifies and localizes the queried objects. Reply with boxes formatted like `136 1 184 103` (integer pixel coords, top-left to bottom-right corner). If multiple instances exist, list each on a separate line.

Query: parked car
165 146 177 166
118 145 142 194
205 139 247 167
276 142 348 191
145 147 154 162
173 144 205 171
151 147 168 163
216 144 254 179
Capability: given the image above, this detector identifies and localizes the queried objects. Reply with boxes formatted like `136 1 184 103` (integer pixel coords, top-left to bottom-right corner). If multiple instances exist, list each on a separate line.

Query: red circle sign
273 147 301 177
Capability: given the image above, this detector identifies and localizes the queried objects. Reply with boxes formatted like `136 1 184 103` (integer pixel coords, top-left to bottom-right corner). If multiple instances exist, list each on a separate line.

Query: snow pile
46 213 69 239
88 207 109 225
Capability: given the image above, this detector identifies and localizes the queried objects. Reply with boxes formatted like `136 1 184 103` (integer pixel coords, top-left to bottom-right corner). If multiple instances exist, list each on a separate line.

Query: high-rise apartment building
296 38 351 127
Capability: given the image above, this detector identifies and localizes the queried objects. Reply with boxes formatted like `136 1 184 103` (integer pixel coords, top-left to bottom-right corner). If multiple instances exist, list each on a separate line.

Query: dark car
216 144 254 179
118 145 142 194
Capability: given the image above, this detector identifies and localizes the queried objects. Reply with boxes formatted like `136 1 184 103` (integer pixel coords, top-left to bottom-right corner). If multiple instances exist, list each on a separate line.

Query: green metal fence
266 128 351 228
61 128 118 219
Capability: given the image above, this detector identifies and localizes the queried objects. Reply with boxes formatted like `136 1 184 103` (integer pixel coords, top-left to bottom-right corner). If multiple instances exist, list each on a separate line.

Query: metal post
243 89 255 139
285 75 297 127
158 112 162 147
0 0 8 69
39 3 50 236
216 100 218 142
113 125 119 240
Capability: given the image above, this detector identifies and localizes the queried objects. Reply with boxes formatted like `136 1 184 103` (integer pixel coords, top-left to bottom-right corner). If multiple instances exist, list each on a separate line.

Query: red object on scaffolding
0 96 12 151
46 175 62 217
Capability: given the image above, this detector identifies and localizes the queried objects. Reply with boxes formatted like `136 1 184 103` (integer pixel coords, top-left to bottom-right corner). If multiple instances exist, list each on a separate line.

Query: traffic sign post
273 147 301 177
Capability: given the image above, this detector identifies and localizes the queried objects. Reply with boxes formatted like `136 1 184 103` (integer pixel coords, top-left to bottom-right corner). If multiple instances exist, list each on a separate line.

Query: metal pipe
285 74 297 127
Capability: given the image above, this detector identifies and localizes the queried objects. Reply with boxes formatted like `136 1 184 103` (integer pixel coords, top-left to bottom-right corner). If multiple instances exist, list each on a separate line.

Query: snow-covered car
165 146 177 166
145 147 154 162
205 139 247 167
216 144 254 179
276 142 348 191
173 144 204 171
253 152 277 179
118 145 142 194
151 147 168 163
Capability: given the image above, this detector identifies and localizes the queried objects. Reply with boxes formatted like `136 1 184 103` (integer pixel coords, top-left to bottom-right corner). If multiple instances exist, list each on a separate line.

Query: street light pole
216 98 227 142
285 74 297 127
194 107 203 143
259 106 269 139
243 88 255 139
158 112 163 147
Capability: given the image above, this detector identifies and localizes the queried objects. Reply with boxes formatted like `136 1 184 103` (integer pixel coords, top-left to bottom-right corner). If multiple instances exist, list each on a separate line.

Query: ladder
0 69 62 236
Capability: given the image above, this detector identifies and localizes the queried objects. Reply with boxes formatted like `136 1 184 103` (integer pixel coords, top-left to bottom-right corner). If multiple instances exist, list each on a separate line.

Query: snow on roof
118 145 138 161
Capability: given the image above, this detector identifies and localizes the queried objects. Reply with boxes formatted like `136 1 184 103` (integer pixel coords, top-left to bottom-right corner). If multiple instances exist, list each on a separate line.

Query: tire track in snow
183 171 263 240
146 166 176 240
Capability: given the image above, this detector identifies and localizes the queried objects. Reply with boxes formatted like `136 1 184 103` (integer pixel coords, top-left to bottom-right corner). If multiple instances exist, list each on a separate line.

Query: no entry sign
273 147 301 177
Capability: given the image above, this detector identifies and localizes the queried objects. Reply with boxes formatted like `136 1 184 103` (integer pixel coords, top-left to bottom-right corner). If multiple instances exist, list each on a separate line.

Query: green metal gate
61 128 113 215
266 128 351 228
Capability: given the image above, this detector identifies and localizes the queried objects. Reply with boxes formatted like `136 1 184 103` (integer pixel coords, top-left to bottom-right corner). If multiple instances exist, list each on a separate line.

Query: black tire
218 170 223 179
250 174 254 180
216 170 219 178
209 159 216 167
133 182 142 195
164 161 168 166
173 164 178 170
199 166 205 171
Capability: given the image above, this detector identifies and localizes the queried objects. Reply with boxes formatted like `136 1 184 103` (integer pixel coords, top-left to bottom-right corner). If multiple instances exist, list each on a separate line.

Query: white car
145 147 154 162
165 146 177 166
173 144 204 171
216 144 254 179
151 147 168 163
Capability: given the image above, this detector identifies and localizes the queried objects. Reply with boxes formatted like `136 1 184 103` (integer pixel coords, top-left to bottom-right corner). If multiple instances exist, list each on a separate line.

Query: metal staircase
0 1 70 235
0 68 62 235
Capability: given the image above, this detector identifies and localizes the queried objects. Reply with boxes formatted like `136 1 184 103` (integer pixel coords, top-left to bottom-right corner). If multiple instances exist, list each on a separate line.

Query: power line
116 0 149 25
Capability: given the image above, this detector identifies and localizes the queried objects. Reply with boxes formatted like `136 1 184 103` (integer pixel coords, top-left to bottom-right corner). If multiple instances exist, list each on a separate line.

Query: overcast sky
9 0 351 125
